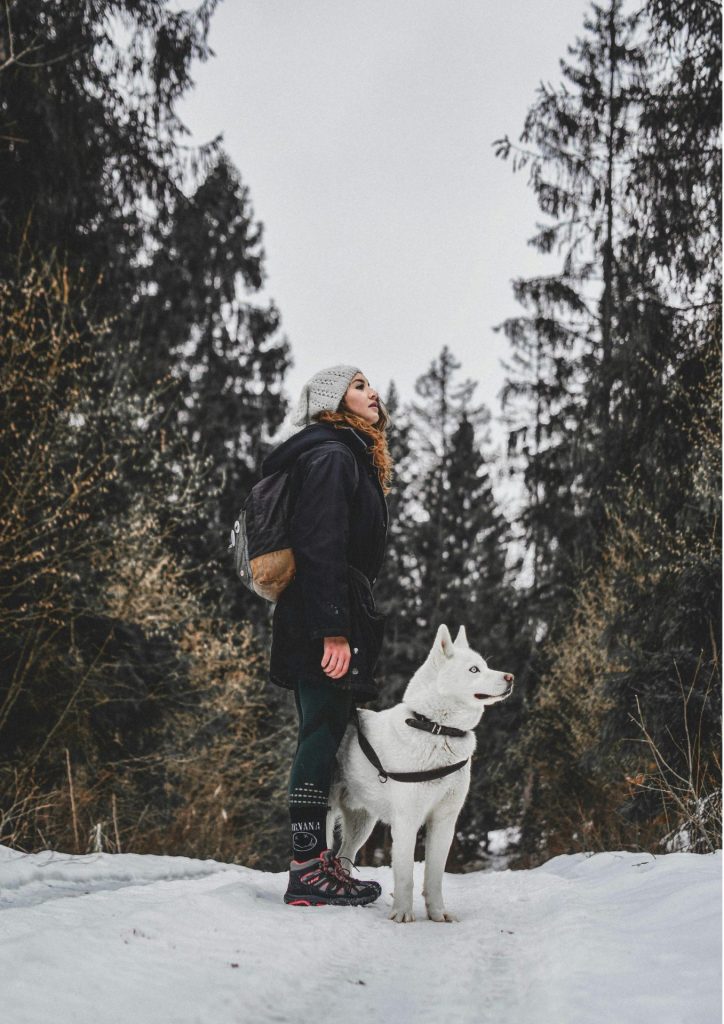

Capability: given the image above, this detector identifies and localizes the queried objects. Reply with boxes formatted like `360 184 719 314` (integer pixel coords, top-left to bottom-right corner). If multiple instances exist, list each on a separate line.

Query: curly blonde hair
315 405 393 494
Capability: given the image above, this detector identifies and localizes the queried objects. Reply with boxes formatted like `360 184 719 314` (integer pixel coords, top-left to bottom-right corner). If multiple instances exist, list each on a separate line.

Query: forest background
0 0 720 870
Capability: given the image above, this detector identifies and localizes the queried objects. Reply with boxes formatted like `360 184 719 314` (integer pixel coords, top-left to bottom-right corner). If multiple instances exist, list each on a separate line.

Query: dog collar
405 711 468 738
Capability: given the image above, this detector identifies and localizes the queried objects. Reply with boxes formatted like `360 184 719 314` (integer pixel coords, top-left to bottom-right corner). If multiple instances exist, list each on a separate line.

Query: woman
262 365 392 907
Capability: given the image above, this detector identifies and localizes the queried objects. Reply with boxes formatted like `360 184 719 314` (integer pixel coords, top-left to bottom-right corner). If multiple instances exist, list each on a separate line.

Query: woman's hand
322 636 351 679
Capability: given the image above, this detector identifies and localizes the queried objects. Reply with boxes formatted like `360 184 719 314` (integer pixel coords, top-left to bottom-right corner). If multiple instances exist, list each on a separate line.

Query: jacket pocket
347 585 387 683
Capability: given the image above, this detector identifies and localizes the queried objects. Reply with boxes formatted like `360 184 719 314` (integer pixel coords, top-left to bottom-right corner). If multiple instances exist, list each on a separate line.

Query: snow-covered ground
0 844 720 1024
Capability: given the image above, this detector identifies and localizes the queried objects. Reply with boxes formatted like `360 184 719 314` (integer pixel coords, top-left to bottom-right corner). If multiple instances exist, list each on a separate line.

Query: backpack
229 441 359 602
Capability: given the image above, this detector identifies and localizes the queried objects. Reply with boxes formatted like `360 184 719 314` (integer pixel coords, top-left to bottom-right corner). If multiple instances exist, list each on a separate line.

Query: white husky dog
329 623 513 923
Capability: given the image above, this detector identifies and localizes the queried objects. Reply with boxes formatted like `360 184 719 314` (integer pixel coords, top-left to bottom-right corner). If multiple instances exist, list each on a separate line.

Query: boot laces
323 852 358 887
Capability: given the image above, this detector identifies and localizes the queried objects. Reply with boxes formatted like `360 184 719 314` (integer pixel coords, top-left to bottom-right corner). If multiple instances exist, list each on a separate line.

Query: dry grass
0 257 295 868
517 332 721 863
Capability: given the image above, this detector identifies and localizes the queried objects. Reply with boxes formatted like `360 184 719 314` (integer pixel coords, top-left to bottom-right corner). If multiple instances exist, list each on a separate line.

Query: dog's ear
454 626 469 648
432 624 455 661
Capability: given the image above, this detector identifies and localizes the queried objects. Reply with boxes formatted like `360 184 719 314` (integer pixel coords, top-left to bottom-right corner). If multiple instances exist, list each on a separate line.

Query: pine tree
1 2 213 287
134 156 292 617
598 0 722 839
496 0 721 858
440 414 509 647
0 3 295 856
410 347 491 633
373 365 522 862
441 413 532 863
604 0 721 522
495 0 645 629
0 2 292 621
634 0 721 292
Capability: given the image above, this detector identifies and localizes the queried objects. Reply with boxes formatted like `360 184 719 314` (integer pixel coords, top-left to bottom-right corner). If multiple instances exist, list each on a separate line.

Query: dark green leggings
288 678 355 801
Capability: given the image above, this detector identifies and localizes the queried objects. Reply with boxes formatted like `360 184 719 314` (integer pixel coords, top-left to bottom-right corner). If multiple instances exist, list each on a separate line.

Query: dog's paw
426 906 458 923
389 907 415 924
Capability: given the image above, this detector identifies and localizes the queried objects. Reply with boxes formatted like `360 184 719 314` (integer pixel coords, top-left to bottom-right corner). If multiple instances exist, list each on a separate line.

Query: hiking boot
284 849 381 907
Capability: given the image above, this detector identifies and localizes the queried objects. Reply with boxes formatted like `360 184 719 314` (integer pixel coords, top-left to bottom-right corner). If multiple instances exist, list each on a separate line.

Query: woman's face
342 373 380 424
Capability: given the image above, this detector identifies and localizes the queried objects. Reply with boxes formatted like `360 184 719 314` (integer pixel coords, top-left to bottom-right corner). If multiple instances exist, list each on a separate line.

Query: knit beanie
292 364 362 427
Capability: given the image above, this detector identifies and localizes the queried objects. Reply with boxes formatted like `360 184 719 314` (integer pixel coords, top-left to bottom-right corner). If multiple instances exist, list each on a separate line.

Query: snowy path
0 845 720 1024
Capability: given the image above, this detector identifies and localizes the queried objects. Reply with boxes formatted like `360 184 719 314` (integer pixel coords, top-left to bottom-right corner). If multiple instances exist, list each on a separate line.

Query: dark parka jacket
263 422 388 701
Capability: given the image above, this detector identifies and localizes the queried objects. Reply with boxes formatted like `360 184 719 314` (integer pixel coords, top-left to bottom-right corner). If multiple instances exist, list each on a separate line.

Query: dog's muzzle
474 682 514 700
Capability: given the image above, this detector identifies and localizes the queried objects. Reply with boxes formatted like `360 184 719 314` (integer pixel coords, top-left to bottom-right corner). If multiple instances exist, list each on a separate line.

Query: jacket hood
262 422 371 476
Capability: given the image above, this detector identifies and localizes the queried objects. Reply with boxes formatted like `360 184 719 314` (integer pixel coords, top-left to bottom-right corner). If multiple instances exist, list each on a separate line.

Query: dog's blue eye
469 665 480 673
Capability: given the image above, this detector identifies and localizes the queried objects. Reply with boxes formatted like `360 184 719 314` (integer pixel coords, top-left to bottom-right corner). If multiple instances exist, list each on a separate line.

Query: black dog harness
352 707 469 784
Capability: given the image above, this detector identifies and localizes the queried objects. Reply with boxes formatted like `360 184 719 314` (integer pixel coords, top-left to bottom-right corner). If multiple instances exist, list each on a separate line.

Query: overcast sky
180 0 591 445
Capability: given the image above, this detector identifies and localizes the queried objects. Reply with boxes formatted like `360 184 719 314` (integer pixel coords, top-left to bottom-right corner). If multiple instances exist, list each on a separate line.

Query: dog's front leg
388 818 417 923
423 810 459 922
